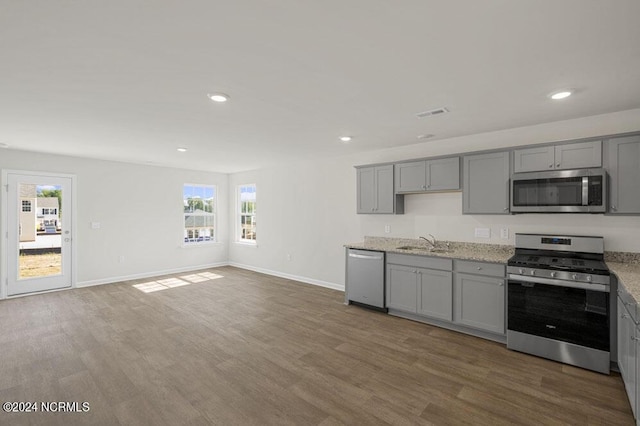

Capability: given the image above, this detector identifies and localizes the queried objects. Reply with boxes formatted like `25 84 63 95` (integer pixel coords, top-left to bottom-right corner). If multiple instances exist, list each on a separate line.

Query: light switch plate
500 228 509 239
475 227 491 238
384 225 390 233
91 222 101 229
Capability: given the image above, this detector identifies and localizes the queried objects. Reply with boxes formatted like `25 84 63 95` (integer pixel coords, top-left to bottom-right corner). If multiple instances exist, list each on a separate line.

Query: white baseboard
227 262 345 292
76 262 229 288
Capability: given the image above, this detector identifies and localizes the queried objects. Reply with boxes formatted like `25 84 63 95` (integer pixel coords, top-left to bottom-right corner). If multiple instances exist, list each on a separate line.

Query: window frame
237 183 257 244
182 183 217 246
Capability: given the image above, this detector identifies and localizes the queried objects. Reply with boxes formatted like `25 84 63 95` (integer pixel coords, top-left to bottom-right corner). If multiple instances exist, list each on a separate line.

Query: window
22 200 31 212
183 184 216 244
238 184 256 243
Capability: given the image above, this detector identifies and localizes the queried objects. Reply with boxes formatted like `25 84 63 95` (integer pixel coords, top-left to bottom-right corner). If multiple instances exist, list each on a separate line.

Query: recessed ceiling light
0 143 8 148
549 90 572 100
177 147 188 152
207 93 229 103
417 134 435 140
339 136 352 142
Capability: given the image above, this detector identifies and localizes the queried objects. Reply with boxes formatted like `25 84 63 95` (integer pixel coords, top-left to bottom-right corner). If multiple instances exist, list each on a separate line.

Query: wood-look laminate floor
0 266 633 425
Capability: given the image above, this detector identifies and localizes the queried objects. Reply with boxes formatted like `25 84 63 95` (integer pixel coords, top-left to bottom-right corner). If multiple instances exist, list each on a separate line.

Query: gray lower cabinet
386 254 506 338
357 164 402 214
606 135 640 214
513 140 602 173
386 264 418 313
618 289 639 419
395 157 460 193
454 272 505 335
462 151 510 214
453 260 506 334
418 269 453 321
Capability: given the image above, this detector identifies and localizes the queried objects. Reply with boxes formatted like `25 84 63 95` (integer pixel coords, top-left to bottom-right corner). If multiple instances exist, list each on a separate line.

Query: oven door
507 276 609 351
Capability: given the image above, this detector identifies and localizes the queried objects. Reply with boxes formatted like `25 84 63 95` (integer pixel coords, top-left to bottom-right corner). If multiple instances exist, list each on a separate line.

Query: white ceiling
1 1 639 173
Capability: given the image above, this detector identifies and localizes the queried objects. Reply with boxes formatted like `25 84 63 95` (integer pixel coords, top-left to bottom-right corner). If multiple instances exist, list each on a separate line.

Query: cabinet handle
477 267 482 270
556 163 561 168
622 313 629 319
549 164 553 168
632 336 638 342
422 185 426 190
612 205 617 211
371 208 375 212
503 207 509 211
498 281 504 286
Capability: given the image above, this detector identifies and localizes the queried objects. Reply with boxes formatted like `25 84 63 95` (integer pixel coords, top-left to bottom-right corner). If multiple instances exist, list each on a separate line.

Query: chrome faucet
419 234 438 248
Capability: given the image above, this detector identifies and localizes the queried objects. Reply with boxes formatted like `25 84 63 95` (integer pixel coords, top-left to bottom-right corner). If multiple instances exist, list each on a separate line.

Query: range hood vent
416 107 449 118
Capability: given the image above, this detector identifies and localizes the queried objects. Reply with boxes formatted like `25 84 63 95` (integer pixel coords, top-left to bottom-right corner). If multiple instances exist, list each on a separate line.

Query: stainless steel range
507 233 611 374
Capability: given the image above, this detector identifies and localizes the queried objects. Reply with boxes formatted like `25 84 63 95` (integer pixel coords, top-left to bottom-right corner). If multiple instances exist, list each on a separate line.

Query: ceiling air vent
416 107 449 118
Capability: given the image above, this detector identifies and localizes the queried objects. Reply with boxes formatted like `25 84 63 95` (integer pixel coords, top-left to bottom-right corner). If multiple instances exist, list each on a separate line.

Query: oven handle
508 274 610 293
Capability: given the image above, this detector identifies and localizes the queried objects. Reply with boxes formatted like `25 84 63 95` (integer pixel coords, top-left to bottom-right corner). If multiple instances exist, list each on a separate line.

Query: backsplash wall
359 191 640 252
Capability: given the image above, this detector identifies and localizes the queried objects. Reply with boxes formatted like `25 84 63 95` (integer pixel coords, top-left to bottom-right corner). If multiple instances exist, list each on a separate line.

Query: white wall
228 108 640 289
0 150 229 287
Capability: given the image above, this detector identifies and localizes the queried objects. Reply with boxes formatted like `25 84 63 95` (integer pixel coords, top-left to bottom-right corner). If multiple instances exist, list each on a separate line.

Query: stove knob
530 270 536 276
572 274 578 280
586 275 592 282
550 272 556 278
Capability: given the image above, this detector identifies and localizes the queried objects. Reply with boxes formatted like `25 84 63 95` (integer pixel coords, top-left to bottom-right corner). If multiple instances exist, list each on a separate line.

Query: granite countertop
606 260 640 304
346 236 640 302
345 236 514 264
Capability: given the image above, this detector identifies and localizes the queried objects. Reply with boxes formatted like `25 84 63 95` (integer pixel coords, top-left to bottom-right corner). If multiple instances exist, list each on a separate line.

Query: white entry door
6 173 73 296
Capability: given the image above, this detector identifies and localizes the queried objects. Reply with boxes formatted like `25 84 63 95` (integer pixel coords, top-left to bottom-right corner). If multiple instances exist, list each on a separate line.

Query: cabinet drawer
455 260 505 277
387 253 452 271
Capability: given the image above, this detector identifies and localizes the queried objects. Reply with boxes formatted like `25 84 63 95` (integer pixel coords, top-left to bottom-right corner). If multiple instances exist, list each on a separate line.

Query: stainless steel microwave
510 168 607 213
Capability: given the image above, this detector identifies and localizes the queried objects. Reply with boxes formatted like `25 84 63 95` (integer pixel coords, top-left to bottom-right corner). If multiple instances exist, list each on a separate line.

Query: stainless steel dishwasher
346 249 386 311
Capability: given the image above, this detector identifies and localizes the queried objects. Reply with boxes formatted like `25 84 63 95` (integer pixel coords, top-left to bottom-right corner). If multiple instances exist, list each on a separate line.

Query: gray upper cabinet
606 135 640 214
462 151 510 214
454 273 505 334
418 269 453 321
395 161 426 192
513 140 602 173
395 157 460 193
357 164 401 214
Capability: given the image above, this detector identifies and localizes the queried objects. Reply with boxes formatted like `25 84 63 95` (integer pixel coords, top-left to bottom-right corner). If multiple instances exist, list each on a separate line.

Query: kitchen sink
396 245 452 253
396 245 426 251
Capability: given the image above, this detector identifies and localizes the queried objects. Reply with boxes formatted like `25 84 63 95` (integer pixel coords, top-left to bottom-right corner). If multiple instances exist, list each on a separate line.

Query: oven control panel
507 266 610 285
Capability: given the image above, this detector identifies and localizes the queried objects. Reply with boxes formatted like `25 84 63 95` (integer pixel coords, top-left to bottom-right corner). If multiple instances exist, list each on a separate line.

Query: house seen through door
6 172 73 296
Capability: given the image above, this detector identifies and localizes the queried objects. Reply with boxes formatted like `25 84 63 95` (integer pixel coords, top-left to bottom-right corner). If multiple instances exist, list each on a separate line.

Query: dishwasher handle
348 252 384 260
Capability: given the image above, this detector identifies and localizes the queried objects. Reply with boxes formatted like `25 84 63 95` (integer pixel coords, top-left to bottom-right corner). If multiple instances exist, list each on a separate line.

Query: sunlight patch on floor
132 272 224 293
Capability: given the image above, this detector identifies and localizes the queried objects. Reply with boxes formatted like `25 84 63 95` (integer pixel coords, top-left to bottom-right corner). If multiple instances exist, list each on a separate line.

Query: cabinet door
462 151 510 214
395 161 426 192
375 165 395 214
618 297 637 418
356 167 376 214
555 140 602 170
513 146 555 173
607 136 640 214
427 157 460 191
418 268 453 321
454 273 505 334
386 264 418 313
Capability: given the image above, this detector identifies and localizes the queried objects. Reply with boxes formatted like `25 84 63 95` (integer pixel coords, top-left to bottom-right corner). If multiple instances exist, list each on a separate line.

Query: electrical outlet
286 253 292 261
91 222 101 229
118 255 125 263
474 228 491 238
384 225 390 233
500 228 509 239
